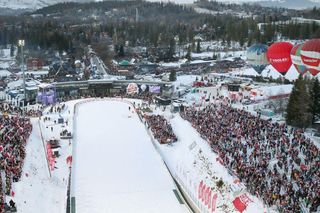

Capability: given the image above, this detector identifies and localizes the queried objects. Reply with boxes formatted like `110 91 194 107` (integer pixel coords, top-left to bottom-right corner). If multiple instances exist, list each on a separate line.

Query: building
27 58 43 71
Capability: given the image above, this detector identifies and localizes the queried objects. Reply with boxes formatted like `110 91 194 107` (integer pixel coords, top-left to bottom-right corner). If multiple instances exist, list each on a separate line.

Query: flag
233 197 247 213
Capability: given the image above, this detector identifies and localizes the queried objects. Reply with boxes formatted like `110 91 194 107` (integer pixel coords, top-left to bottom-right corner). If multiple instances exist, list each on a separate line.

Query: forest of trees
0 1 319 60
286 76 320 128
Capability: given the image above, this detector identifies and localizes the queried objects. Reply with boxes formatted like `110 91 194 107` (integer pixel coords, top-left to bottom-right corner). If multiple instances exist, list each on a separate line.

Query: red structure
46 143 55 171
27 58 43 70
267 42 293 75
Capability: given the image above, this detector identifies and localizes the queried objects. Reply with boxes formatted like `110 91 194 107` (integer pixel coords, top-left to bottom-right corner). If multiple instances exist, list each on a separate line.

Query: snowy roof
17 70 49 76
189 59 212 65
0 61 11 69
231 67 259 77
38 83 53 89
173 75 200 88
254 84 293 97
26 86 38 91
0 48 11 58
284 65 299 81
0 70 11 77
159 62 181 68
191 52 213 59
7 79 23 89
262 65 300 81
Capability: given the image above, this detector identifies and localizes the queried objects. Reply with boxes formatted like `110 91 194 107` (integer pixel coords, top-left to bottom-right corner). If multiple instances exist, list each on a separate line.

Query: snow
231 64 306 82
0 0 90 10
231 67 259 77
0 62 10 69
0 70 11 77
17 70 49 77
253 84 293 97
146 0 195 4
0 48 11 58
13 118 67 213
160 62 182 68
12 100 80 213
7 69 309 213
284 65 300 81
189 59 211 64
7 79 40 90
174 75 200 87
261 65 283 79
141 109 275 213
261 65 300 81
191 52 213 59
7 80 24 90
71 100 186 213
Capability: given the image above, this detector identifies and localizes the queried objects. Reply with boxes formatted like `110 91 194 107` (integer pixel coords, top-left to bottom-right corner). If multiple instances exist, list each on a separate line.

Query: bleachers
181 103 319 212
144 114 177 144
0 116 32 213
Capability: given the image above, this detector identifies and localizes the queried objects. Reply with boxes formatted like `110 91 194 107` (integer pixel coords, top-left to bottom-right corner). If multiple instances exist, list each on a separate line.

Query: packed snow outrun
71 100 187 213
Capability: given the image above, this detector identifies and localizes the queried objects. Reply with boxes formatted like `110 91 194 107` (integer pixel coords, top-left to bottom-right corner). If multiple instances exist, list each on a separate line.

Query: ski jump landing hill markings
70 99 188 213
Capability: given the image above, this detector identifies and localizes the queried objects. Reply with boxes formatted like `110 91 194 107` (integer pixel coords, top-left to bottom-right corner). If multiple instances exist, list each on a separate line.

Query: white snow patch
71 100 187 213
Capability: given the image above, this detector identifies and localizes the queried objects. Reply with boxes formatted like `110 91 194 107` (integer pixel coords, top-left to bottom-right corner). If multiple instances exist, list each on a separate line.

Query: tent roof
119 60 130 66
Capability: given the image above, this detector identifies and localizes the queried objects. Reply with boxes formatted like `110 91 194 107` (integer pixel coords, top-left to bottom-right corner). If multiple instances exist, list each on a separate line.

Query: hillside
0 0 92 10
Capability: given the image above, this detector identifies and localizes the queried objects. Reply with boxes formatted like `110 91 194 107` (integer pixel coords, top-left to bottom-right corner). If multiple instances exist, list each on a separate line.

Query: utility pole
18 39 26 115
135 8 139 22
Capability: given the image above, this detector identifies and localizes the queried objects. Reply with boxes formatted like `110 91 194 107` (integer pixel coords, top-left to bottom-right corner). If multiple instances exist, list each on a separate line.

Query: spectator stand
143 114 177 145
0 115 32 213
180 104 320 213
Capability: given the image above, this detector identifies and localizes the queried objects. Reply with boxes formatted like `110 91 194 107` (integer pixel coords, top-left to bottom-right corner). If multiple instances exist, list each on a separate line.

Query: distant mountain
0 7 32 15
0 0 319 11
250 0 320 9
149 0 320 9
0 0 92 10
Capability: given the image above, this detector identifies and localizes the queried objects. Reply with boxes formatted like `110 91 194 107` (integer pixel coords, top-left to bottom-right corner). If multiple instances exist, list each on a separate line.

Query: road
91 55 107 76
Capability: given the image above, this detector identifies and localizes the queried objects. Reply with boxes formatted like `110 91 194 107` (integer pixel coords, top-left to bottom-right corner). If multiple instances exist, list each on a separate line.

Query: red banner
198 181 218 212
46 143 55 171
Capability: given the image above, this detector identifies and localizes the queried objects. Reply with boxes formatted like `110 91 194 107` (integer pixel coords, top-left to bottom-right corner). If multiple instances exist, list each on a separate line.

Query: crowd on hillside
107 91 155 104
57 90 155 105
144 114 177 144
181 104 319 213
0 115 32 212
0 103 42 117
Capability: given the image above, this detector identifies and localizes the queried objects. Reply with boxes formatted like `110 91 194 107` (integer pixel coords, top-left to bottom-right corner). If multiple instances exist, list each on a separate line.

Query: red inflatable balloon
267 42 293 75
301 39 320 76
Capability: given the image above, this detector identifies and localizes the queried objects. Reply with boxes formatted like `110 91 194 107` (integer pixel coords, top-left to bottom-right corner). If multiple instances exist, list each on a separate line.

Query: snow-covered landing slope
12 118 67 213
143 107 277 213
71 100 187 213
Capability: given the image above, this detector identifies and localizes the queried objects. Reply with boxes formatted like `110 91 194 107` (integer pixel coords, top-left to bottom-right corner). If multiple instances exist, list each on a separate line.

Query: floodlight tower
18 39 26 114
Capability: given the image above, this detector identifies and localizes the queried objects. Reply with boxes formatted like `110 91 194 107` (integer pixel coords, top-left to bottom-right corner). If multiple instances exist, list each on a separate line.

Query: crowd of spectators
0 115 32 212
110 91 155 105
181 104 319 213
57 90 155 105
144 115 177 144
0 103 42 117
154 64 210 75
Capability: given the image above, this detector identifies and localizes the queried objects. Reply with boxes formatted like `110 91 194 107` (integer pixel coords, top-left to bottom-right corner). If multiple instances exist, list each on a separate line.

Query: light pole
18 39 26 115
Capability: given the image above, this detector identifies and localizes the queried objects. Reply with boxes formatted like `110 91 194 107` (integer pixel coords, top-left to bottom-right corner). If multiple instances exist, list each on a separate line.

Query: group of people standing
0 115 32 212
181 104 319 213
144 114 177 144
